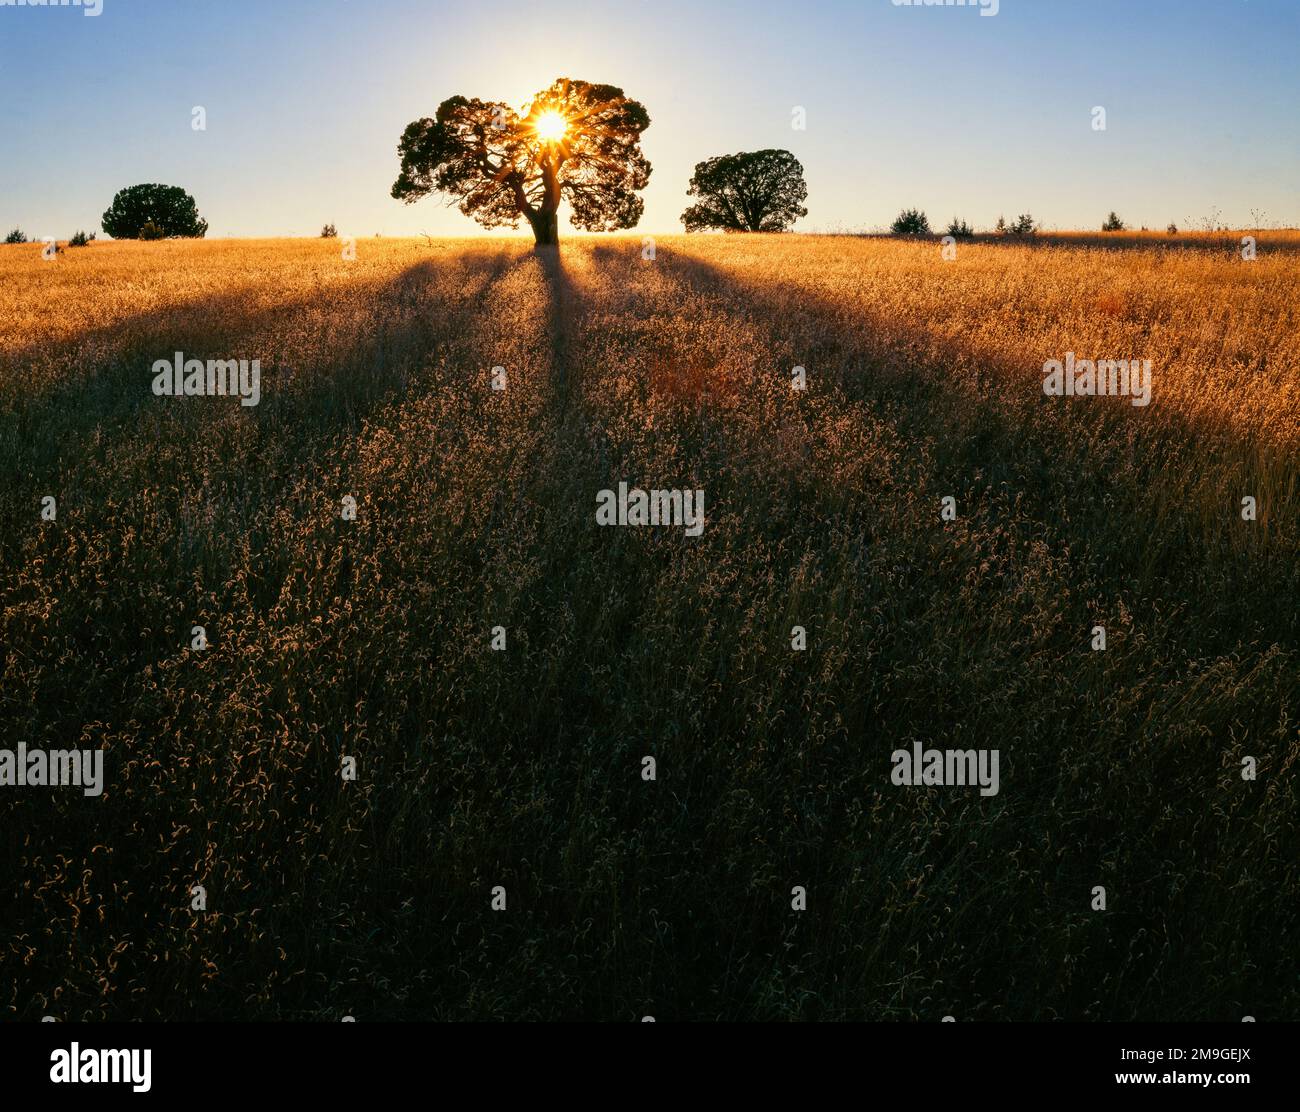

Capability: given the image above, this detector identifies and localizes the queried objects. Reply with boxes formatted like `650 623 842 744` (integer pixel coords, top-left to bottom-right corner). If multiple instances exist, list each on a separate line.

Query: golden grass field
1 233 1297 1019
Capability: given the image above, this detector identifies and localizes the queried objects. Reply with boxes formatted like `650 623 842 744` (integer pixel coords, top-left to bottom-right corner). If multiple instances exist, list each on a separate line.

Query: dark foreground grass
1 237 1296 1020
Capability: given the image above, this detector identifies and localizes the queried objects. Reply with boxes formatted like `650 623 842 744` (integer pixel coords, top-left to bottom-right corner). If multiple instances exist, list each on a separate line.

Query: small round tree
681 150 808 233
102 184 208 239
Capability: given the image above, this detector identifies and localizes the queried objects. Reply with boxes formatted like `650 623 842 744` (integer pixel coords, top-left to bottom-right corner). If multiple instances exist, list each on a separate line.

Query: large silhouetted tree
102 184 207 239
681 149 808 233
391 78 652 247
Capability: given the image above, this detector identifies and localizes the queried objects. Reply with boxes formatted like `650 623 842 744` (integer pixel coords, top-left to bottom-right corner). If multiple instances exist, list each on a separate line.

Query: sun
533 109 568 143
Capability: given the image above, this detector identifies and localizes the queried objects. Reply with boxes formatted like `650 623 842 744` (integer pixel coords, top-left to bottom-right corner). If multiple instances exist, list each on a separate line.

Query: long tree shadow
527 242 613 501
570 240 1299 1016
0 246 538 744
584 240 1298 652
534 244 580 414
0 248 526 555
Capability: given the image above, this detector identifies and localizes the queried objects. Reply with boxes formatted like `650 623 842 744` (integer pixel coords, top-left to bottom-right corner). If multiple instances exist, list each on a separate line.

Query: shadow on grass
583 240 1299 651
534 244 580 414
0 249 525 553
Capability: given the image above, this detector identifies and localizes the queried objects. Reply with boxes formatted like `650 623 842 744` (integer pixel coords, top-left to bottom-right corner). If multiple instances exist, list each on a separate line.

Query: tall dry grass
1 233 1296 1020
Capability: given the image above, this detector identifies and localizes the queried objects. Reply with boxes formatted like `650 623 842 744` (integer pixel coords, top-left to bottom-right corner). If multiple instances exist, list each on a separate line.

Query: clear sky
2 0 1297 238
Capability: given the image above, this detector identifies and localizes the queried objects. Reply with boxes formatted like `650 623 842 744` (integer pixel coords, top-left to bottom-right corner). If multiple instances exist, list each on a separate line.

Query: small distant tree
4 229 28 244
1008 213 1037 236
1102 211 1126 232
321 223 337 238
1167 223 1178 235
69 230 95 247
138 220 167 241
945 217 974 238
890 208 930 236
102 184 208 239
681 149 808 233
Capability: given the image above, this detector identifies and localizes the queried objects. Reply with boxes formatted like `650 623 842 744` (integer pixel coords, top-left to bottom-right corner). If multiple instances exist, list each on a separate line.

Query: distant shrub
1102 211 1126 232
1001 213 1037 236
69 230 95 247
994 216 1007 234
1167 223 1179 235
891 208 931 236
321 224 337 238
945 218 974 238
4 228 28 244
138 220 167 241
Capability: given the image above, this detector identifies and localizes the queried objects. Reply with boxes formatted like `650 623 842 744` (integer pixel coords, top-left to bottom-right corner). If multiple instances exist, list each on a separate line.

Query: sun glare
534 109 568 143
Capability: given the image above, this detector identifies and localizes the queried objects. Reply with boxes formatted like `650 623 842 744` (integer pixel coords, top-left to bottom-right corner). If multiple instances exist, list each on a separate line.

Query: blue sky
1 0 1296 237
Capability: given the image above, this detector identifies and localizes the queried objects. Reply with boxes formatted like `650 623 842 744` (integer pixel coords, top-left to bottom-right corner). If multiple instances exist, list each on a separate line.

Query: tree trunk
529 156 562 247
529 210 559 247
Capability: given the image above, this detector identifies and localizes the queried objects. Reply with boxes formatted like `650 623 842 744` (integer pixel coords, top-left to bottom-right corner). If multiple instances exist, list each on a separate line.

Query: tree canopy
102 184 208 239
681 149 808 233
391 78 652 246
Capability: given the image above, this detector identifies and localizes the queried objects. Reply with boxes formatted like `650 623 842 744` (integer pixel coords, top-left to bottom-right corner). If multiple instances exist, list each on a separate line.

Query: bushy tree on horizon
1102 211 1126 231
680 149 808 233
891 208 931 236
946 217 974 238
102 184 208 239
4 229 28 244
392 77 652 247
